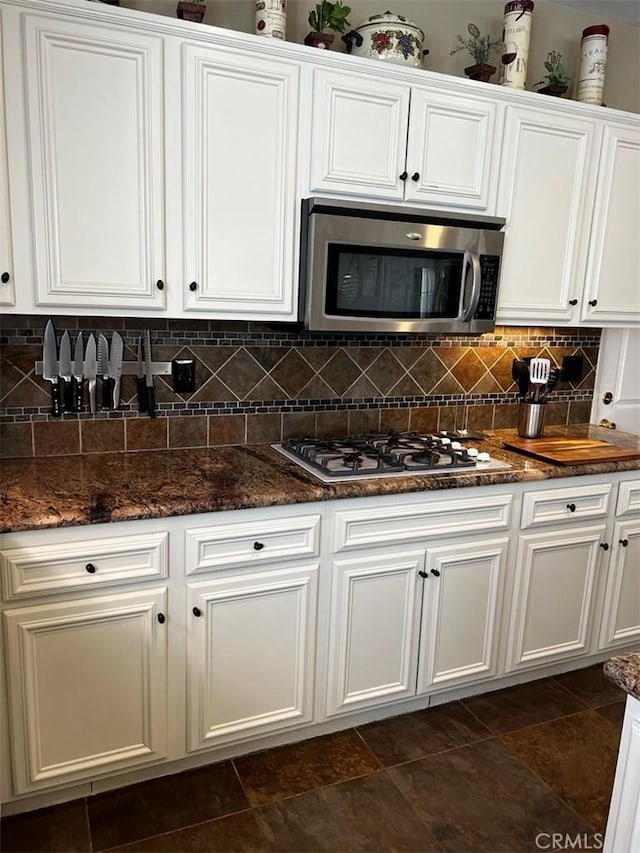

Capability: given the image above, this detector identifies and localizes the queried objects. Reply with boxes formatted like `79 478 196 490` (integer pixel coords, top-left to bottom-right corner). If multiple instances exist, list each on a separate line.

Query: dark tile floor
0 664 626 853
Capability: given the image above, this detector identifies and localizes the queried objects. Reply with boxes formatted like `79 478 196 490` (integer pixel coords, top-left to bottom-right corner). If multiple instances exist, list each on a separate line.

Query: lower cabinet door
4 587 168 795
599 519 640 650
326 550 424 716
187 563 318 750
506 525 606 672
417 537 508 694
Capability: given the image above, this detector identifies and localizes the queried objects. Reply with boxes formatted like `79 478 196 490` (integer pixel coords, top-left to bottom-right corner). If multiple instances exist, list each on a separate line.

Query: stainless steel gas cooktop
273 431 511 483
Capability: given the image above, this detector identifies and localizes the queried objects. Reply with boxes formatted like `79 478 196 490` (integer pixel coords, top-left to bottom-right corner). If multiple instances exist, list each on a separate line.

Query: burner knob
477 452 491 463
466 447 478 458
451 441 462 450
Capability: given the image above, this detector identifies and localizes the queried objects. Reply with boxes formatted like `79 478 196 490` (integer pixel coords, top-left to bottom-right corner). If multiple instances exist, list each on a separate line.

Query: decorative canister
342 11 429 68
577 24 609 105
499 0 534 89
256 0 286 40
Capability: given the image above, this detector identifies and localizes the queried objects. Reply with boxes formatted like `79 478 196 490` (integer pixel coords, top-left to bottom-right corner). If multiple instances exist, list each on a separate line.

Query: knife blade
42 320 62 418
136 335 148 414
144 329 156 418
59 331 73 412
109 331 124 410
97 333 113 409
72 332 84 412
85 334 97 415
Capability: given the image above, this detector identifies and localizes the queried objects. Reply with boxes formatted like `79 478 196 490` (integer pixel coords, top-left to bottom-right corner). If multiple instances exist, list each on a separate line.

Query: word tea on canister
577 24 609 105
499 0 534 89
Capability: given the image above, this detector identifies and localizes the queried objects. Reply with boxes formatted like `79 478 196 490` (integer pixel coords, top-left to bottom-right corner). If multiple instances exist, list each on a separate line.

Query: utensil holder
518 402 546 438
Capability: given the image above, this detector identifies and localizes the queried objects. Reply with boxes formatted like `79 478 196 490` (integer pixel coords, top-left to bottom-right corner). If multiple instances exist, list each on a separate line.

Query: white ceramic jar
256 0 286 39
342 11 428 68
499 0 534 89
577 24 609 105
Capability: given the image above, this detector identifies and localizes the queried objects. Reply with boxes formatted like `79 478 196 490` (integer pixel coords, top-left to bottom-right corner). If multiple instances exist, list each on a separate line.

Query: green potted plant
450 23 502 82
305 1 351 49
535 51 571 96
176 0 206 24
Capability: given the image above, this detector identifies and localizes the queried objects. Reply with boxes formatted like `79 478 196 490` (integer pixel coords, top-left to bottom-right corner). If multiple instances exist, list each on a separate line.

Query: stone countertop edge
1 424 639 535
604 654 640 700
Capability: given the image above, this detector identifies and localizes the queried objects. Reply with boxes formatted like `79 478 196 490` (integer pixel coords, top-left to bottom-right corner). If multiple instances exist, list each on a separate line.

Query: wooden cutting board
502 436 640 465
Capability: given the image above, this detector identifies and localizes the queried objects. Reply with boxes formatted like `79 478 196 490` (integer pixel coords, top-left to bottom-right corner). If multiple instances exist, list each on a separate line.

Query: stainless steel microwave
299 198 506 334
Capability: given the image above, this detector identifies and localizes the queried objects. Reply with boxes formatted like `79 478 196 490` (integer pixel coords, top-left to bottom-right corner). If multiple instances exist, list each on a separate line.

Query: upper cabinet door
496 105 598 325
23 15 166 309
0 12 15 307
405 87 499 211
182 44 299 319
582 124 640 324
308 68 409 200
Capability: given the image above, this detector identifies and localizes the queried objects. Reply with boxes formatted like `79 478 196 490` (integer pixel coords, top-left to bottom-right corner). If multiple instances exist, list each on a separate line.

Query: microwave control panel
474 255 501 320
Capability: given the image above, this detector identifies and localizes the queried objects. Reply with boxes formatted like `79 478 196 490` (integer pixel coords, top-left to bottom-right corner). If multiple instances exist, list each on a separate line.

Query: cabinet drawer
616 480 640 517
332 494 512 553
1 532 168 600
185 514 321 574
521 483 612 529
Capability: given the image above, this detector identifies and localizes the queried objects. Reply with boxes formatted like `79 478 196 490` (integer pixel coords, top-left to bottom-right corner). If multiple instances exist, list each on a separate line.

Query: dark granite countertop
1 424 639 534
604 653 640 700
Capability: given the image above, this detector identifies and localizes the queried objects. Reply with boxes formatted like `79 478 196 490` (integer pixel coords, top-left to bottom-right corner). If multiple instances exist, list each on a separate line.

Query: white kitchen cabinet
20 12 166 311
307 68 499 212
598 520 640 650
181 44 300 320
3 587 168 795
0 11 15 307
496 104 599 325
582 123 640 324
186 562 318 750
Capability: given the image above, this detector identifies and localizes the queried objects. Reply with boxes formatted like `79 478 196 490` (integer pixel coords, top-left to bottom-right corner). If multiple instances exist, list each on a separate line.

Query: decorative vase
464 62 496 82
304 31 334 49
342 11 428 68
499 0 534 89
538 84 568 97
176 1 206 23
256 0 287 40
577 24 609 105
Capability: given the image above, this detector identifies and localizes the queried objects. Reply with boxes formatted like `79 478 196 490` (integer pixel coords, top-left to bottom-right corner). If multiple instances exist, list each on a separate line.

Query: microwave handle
460 251 481 321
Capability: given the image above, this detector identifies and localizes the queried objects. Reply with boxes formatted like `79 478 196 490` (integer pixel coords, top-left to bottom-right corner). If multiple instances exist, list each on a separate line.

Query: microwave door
459 251 482 321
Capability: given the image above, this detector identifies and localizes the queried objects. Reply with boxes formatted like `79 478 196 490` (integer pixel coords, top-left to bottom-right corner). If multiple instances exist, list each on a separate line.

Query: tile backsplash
0 316 599 458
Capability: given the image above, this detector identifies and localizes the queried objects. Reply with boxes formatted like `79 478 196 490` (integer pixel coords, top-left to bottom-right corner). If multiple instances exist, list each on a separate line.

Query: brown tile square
0 422 33 458
379 408 410 434
125 418 168 451
359 700 491 766
409 350 447 394
87 762 249 851
209 414 246 446
490 349 519 391
216 349 265 399
450 349 486 392
596 701 626 730
107 810 266 852
493 403 520 429
168 416 208 448
33 421 80 456
298 375 335 399
254 771 440 852
569 400 592 424
365 350 405 395
315 410 349 438
344 374 379 399
462 677 587 734
545 401 569 426
233 729 380 806
269 350 315 398
282 412 316 440
246 414 281 444
0 799 91 852
554 664 625 708
319 351 360 396
1 375 50 407
348 408 380 435
438 404 459 431
409 406 439 433
81 419 125 453
464 404 493 431
389 738 591 851
501 710 620 833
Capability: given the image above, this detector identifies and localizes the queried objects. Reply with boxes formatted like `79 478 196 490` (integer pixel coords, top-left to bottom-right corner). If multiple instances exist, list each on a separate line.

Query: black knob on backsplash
85 563 96 574
411 172 420 181
1 272 9 283
189 281 197 292
157 613 165 624
156 279 164 291
588 299 598 307
568 299 578 306
599 542 609 551
253 541 264 551
566 503 576 512
192 606 202 617
399 171 408 181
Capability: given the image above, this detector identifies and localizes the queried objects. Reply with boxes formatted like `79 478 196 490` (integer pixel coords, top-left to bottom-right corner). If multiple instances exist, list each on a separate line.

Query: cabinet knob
1 272 9 284
156 279 164 291
157 613 165 624
192 606 202 617
85 563 96 574
568 299 578 306
430 569 441 577
411 172 420 182
588 299 598 307
253 541 264 551
619 538 629 547
599 542 609 551
418 570 428 578
566 503 576 512
189 281 197 292
399 171 408 181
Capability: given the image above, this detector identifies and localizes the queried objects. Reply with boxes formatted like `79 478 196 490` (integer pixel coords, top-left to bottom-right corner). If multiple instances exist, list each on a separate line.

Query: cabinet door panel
599 521 640 649
4 588 168 794
327 550 423 716
506 526 605 671
183 45 298 317
496 106 597 324
23 16 165 309
418 537 508 693
0 12 14 307
187 564 317 750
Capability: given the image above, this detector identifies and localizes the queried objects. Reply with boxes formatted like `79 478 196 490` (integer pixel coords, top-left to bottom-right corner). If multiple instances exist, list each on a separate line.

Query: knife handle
51 380 62 418
136 377 148 413
147 383 156 419
101 377 114 410
73 377 84 412
62 378 74 412
88 379 97 416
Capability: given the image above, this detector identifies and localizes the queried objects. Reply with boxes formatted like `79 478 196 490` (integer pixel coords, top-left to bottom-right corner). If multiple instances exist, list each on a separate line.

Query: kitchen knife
136 335 148 414
109 331 124 410
85 333 97 416
144 329 156 418
97 333 113 409
42 320 62 418
59 330 73 412
72 332 84 412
